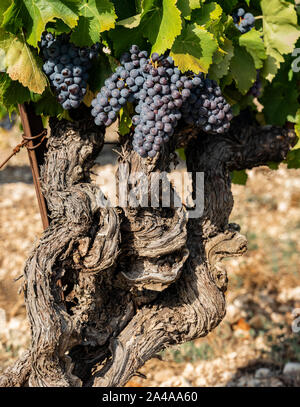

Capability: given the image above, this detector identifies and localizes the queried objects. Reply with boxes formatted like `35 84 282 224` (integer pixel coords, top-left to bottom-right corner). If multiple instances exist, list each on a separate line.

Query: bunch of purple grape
91 46 195 157
181 77 233 134
131 52 198 158
91 45 233 158
39 32 100 110
233 8 255 34
90 45 146 126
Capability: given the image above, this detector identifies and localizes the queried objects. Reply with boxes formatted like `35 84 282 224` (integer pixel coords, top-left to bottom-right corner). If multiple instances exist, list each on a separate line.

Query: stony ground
0 127 299 387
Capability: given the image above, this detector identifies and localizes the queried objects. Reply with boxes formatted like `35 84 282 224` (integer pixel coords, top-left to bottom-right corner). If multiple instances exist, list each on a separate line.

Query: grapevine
0 0 299 390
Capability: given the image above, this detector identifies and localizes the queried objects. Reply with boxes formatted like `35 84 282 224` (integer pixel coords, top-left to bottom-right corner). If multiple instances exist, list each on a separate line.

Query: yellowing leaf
0 31 47 94
151 0 182 55
170 24 218 73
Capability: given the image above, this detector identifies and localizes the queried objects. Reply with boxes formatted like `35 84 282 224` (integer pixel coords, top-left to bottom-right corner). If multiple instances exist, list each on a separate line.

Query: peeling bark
0 114 296 387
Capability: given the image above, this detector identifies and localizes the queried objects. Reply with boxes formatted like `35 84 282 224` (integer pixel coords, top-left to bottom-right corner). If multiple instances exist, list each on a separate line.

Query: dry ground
0 126 299 387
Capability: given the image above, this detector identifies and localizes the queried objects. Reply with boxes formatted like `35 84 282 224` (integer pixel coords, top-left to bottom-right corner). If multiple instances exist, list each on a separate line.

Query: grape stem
255 16 264 20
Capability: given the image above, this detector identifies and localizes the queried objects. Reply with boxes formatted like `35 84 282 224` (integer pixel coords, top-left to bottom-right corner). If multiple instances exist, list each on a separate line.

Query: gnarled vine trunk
0 110 296 387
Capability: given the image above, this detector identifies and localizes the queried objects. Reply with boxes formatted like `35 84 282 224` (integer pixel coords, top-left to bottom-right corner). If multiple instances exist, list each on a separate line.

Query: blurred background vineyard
0 118 299 387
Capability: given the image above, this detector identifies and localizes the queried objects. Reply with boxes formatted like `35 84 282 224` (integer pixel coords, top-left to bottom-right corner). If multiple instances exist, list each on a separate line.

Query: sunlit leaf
3 0 79 47
170 24 218 73
0 30 47 94
151 0 182 54
71 0 117 47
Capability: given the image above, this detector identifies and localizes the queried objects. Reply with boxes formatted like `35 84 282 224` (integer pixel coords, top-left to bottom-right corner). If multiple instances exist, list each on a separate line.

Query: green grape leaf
135 0 158 19
261 0 300 67
0 0 12 25
177 0 201 18
170 23 218 73
261 81 299 126
262 55 279 82
2 0 79 47
209 38 234 80
230 45 256 94
108 26 147 57
2 0 24 34
191 2 223 26
231 170 248 185
239 29 267 69
0 72 31 113
151 0 182 54
47 19 72 35
0 30 47 94
34 88 63 117
71 0 117 47
191 2 225 44
140 2 162 44
119 103 133 135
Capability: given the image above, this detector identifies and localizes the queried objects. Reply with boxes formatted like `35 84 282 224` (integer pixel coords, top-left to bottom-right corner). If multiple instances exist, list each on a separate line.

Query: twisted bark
0 113 296 387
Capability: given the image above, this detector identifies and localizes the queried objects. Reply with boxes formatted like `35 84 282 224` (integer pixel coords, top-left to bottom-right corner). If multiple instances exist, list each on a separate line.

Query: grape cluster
91 45 233 158
91 45 147 126
132 52 196 158
91 46 195 157
249 70 262 98
181 77 233 134
39 32 100 110
233 8 255 34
